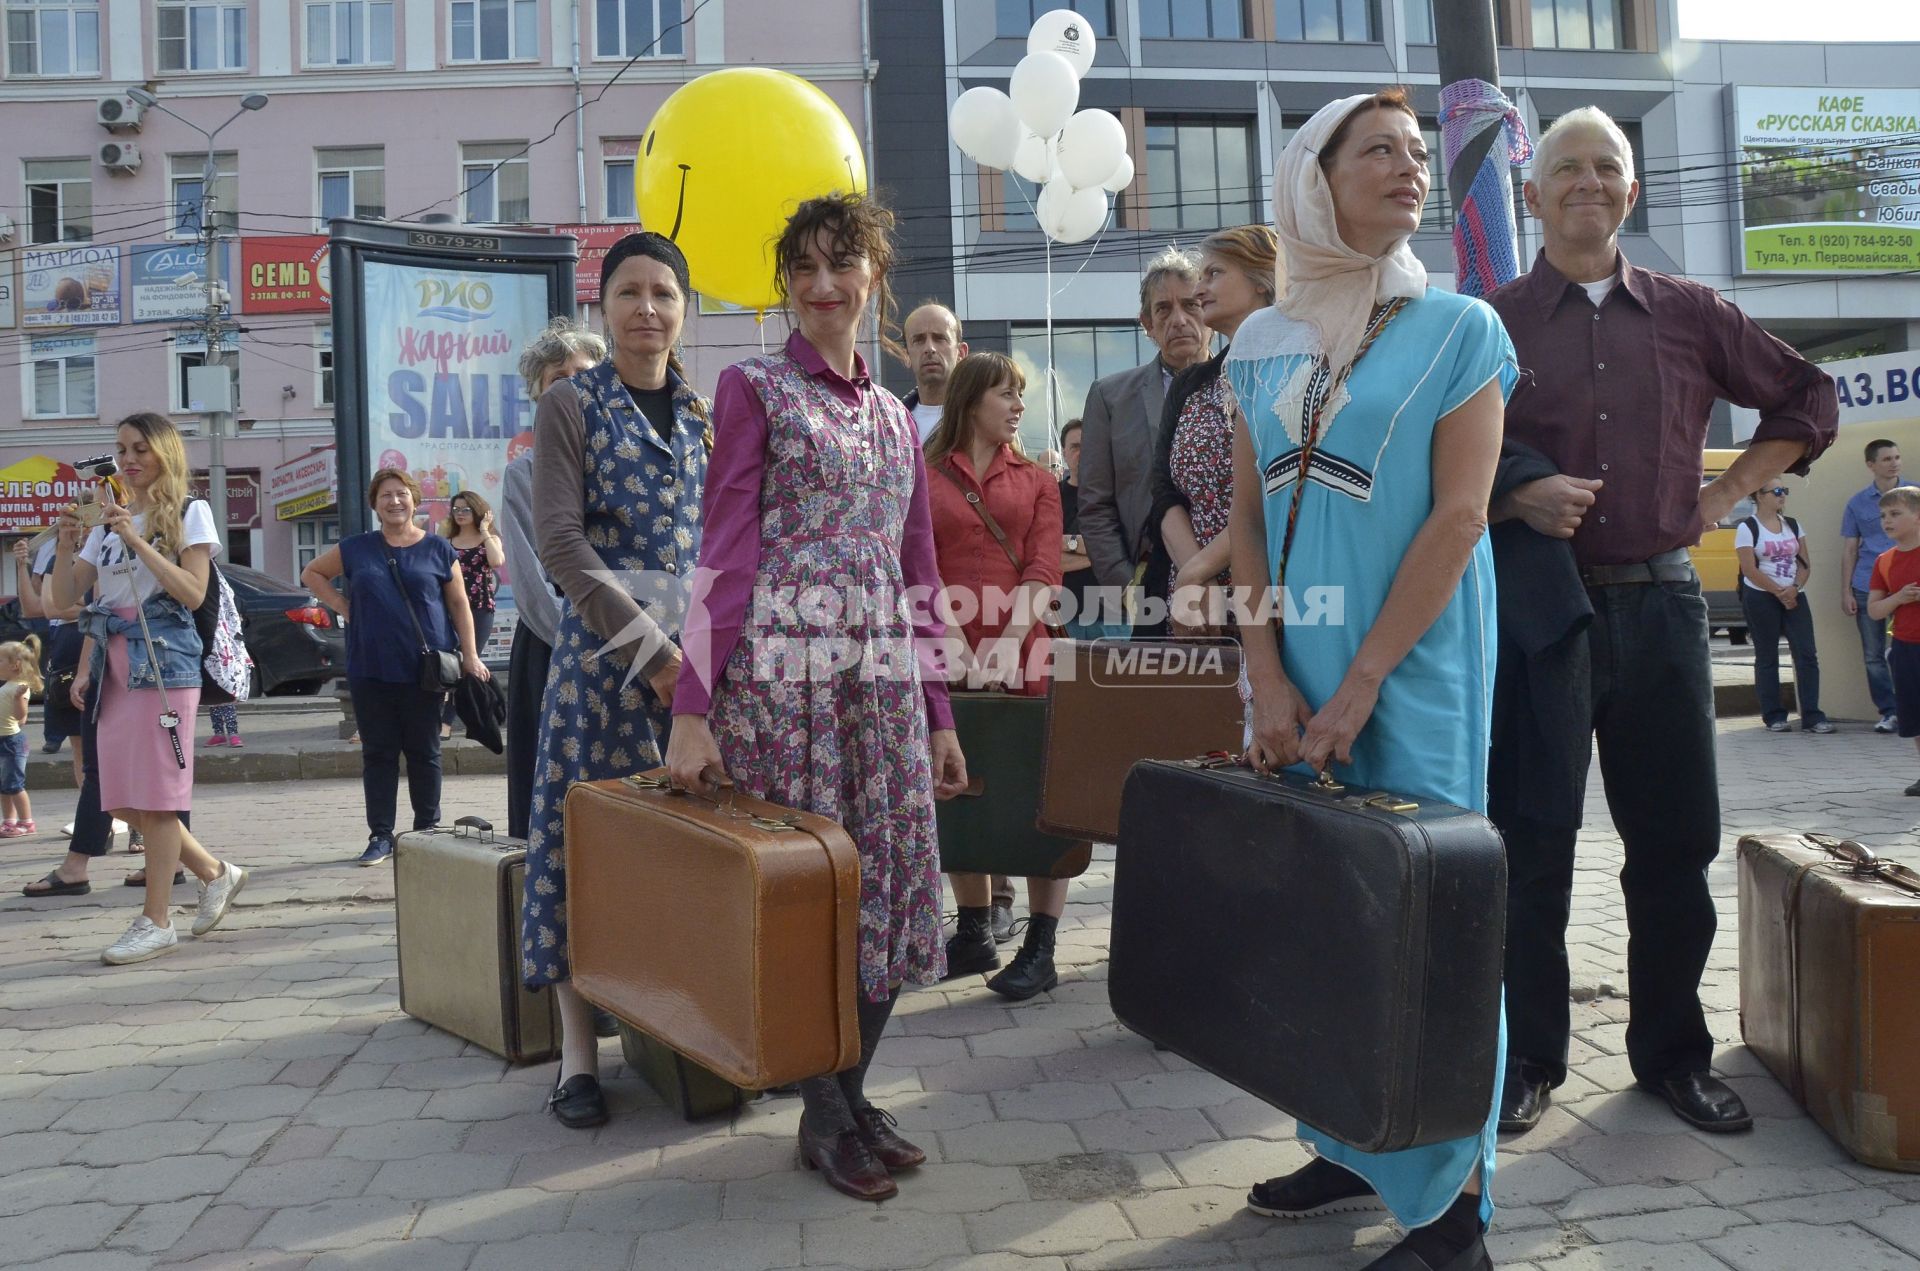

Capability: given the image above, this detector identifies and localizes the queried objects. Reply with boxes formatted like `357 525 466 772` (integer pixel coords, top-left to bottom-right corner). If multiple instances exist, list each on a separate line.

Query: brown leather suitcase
565 771 861 1090
1038 638 1245 841
1738 833 1920 1172
394 817 558 1064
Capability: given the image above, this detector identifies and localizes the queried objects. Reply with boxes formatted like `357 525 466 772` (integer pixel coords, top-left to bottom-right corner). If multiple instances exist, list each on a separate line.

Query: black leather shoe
942 907 999 980
547 1073 609 1129
1361 1232 1492 1270
591 1007 619 1039
986 914 1058 1001
1247 1157 1384 1220
1638 1072 1753 1133
1498 1059 1553 1133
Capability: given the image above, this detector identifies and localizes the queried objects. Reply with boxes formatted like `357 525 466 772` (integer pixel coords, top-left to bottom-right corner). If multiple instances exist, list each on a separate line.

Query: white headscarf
1272 93 1428 375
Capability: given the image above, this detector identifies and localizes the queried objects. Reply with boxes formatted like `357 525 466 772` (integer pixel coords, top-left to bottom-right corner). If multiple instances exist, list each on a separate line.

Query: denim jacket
79 593 204 697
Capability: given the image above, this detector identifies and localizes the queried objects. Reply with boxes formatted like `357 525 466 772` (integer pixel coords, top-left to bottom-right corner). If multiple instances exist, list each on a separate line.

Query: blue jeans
1740 586 1824 727
0 734 26 795
1853 588 1897 717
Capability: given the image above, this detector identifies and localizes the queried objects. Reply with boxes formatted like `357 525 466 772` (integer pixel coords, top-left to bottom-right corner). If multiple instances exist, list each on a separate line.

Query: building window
461 143 531 225
1136 116 1256 233
171 153 237 239
25 159 91 244
1529 0 1622 49
317 344 334 407
318 147 385 225
1141 0 1243 38
5 0 99 75
995 0 1109 38
604 158 636 221
451 0 537 61
595 0 682 58
1274 0 1377 41
295 519 342 572
1403 0 1435 43
1008 322 1152 452
158 1 247 71
304 0 393 66
1001 172 1042 234
26 338 96 418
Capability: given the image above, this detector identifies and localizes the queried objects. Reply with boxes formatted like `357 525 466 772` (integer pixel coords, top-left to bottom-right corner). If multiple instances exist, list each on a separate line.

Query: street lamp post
126 89 268 556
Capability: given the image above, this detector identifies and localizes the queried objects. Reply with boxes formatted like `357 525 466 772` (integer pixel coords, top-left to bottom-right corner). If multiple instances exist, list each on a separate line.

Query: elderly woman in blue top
301 469 491 866
519 232 710 1131
1225 89 1516 1271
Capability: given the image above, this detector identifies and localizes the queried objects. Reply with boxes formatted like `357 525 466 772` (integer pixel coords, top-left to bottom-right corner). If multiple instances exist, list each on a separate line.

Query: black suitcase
1111 756 1507 1153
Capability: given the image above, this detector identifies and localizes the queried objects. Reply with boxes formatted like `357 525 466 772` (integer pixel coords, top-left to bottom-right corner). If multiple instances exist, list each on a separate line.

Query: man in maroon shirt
1487 108 1838 1135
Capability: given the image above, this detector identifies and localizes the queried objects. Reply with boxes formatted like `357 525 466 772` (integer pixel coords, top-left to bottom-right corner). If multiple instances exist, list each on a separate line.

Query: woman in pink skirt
52 412 247 964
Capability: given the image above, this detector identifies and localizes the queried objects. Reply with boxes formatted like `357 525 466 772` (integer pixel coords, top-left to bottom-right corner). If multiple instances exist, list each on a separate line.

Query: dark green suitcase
617 1021 748 1121
937 692 1092 879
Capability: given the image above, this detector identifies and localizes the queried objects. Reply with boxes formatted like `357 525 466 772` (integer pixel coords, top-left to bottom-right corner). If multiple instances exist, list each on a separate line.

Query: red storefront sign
0 455 88 532
558 224 634 304
188 470 263 530
240 236 332 314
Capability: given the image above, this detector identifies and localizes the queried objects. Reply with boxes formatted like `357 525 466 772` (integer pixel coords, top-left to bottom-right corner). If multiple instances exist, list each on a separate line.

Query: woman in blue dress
1226 90 1516 1271
520 233 710 1129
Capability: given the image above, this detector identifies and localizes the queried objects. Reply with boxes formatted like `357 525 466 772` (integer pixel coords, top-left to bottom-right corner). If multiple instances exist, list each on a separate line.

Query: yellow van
1690 448 1753 639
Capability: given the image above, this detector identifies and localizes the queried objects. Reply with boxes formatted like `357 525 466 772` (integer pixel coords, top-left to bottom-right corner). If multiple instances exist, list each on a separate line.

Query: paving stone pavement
3 717 1919 1270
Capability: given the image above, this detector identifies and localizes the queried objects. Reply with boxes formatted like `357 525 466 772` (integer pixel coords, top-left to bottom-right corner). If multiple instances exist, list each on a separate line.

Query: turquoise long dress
1224 288 1517 1229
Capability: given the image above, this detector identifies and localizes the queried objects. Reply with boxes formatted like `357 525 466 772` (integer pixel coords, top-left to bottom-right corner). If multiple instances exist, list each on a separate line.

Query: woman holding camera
301 469 490 867
50 413 247 963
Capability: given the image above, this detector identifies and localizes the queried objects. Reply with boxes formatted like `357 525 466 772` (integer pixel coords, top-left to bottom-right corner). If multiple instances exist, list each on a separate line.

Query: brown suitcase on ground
1738 832 1920 1171
565 771 861 1090
1038 638 1246 841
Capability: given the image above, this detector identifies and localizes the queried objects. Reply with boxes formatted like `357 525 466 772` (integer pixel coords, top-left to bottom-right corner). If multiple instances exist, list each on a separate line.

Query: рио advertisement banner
1734 85 1920 274
361 259 545 609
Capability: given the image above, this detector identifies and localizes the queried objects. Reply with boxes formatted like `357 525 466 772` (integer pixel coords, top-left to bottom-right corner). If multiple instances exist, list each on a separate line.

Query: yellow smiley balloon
636 68 868 315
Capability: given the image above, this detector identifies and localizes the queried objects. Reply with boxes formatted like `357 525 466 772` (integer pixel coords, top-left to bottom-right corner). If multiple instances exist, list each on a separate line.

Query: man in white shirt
899 303 968 444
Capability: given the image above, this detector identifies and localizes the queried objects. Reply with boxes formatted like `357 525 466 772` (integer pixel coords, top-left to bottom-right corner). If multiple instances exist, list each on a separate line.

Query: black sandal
23 871 91 897
123 870 188 887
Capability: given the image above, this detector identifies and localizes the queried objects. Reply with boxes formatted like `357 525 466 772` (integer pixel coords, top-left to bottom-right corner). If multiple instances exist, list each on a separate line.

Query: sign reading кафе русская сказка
1734 86 1920 274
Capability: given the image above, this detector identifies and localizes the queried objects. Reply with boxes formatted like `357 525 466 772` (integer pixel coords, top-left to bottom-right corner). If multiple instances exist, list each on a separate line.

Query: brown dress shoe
798 1118 897 1201
854 1105 926 1170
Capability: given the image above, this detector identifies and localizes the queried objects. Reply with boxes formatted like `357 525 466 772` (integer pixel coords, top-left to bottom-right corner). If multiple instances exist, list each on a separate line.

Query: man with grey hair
1487 107 1837 1135
1077 248 1210 631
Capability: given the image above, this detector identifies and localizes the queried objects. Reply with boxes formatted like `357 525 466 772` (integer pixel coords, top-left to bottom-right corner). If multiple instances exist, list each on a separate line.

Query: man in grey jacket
1077 248 1210 631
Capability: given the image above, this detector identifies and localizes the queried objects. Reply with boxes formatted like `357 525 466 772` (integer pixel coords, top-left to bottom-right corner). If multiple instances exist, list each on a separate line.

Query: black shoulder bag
386 546 461 694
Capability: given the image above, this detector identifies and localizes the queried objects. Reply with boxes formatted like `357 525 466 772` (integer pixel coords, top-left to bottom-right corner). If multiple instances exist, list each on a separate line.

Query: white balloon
1038 178 1108 244
950 86 1022 171
1012 131 1053 185
1057 109 1128 191
1026 8 1097 78
1101 152 1136 194
1009 51 1079 140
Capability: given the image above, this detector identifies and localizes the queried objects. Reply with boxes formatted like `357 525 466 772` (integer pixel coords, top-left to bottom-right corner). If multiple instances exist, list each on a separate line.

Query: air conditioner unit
99 141 142 172
96 95 144 132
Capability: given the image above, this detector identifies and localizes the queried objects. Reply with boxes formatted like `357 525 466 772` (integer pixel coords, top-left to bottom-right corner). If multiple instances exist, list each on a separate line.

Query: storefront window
295 518 342 573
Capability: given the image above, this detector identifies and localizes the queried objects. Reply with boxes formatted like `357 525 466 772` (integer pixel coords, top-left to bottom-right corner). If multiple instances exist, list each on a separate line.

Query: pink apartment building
0 0 874 583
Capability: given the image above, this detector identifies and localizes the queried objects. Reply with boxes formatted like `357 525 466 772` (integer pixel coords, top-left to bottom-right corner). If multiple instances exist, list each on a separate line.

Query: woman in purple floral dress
668 194 968 1204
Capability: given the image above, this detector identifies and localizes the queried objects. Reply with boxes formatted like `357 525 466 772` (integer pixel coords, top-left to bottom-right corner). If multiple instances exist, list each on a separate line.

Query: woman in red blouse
925 352 1065 999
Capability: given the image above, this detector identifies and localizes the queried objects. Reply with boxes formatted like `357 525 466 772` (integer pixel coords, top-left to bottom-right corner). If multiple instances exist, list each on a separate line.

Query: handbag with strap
386 546 461 694
932 459 1068 640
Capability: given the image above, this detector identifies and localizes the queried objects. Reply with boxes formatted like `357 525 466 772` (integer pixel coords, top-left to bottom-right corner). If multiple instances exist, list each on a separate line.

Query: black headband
601 231 691 300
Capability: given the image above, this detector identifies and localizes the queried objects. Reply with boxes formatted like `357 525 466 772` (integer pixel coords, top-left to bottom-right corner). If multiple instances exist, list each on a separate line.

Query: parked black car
223 563 345 696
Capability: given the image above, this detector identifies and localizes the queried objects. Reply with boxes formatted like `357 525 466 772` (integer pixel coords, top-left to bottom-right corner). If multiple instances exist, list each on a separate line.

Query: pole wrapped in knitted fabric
1439 79 1533 299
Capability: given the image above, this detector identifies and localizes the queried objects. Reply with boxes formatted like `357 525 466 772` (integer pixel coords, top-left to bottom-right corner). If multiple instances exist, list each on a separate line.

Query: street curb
1714 682 1796 718
23 743 506 786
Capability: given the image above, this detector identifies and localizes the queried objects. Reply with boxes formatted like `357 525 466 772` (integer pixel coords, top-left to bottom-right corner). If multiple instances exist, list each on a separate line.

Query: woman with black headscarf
519 232 712 1128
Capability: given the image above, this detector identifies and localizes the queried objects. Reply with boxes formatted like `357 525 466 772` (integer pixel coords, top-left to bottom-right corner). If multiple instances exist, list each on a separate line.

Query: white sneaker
1877 714 1899 734
102 916 178 965
192 862 248 936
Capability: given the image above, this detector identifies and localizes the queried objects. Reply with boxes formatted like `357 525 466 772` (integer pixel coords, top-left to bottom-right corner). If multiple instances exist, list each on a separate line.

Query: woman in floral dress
520 233 710 1130
668 193 968 1204
1148 224 1280 633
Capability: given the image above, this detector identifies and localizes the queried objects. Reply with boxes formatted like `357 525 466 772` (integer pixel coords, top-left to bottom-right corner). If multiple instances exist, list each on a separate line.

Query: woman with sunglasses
439 491 504 738
1736 482 1831 733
